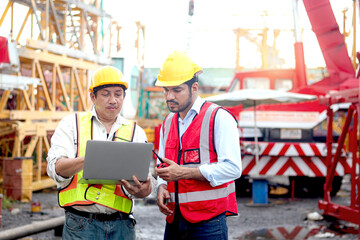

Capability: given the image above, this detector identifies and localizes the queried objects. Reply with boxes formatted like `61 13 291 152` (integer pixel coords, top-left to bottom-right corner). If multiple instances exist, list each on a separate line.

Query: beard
166 91 193 113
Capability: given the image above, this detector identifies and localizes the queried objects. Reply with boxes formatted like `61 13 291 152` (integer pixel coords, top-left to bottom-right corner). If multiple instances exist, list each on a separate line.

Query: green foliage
1 193 14 210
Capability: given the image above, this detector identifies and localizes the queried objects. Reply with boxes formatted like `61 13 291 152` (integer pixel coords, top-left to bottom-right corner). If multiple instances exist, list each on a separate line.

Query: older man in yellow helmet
47 66 155 240
155 51 242 240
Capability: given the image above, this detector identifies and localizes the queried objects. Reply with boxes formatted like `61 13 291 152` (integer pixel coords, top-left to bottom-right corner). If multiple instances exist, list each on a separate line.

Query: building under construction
0 0 151 202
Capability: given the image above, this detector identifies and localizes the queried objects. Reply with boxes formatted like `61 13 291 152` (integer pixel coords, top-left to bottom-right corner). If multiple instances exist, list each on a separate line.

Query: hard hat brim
155 70 203 87
89 82 128 92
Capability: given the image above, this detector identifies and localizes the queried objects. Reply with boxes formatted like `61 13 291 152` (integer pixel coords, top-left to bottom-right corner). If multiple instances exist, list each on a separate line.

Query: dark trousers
164 208 228 240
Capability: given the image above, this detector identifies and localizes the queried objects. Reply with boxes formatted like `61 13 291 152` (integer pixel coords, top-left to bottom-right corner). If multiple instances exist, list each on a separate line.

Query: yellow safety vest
58 112 136 213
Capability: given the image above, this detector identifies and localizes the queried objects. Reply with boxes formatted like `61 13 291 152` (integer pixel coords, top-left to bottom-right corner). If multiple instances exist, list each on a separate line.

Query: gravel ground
0 177 358 240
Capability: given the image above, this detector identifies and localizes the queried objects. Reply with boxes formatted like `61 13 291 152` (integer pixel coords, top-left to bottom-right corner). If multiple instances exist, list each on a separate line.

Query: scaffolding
0 0 123 201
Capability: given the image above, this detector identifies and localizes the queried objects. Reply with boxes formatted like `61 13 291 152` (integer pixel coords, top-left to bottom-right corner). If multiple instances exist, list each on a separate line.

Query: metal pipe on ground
0 216 64 240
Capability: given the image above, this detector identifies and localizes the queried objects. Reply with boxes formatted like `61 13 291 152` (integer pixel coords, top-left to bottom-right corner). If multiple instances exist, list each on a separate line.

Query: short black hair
184 75 198 90
93 84 126 96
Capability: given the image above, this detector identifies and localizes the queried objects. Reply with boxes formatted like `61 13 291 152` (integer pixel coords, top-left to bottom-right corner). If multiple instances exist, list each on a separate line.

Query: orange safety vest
163 101 238 223
58 112 136 213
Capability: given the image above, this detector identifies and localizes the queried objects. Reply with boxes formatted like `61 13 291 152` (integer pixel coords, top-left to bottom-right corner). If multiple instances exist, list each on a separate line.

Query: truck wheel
289 176 343 197
235 176 252 197
329 176 343 197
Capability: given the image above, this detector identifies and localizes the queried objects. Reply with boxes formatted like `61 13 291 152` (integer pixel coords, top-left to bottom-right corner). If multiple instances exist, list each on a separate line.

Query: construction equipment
318 88 360 236
0 215 64 239
221 0 359 197
0 0 129 202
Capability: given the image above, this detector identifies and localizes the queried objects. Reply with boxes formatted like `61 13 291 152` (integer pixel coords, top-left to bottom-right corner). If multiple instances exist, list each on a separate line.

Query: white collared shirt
157 96 242 188
47 106 151 214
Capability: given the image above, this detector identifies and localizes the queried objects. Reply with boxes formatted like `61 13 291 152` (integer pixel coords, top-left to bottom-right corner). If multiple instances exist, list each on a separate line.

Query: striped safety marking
241 141 352 176
267 226 322 239
241 155 352 176
242 141 346 157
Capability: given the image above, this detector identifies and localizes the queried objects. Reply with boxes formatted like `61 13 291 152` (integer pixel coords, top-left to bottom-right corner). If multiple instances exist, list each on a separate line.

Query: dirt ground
0 177 359 240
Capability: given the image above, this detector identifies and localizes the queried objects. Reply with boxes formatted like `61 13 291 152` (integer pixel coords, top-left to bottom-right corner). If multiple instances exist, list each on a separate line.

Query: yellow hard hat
89 66 128 92
155 51 202 87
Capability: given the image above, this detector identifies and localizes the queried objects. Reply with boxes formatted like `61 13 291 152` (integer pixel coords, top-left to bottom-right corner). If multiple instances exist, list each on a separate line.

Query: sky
104 0 358 69
0 0 357 117
0 0 357 69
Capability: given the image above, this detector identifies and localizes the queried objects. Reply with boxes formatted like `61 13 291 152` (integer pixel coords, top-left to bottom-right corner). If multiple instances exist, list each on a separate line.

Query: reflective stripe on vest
168 181 236 203
163 112 174 146
163 101 238 223
199 103 217 165
58 112 135 213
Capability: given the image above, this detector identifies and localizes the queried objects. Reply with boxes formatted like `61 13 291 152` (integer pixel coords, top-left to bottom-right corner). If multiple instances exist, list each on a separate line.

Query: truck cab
226 69 296 93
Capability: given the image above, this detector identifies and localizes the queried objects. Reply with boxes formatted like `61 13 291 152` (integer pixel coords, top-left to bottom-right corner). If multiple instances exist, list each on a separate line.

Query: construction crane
213 0 359 200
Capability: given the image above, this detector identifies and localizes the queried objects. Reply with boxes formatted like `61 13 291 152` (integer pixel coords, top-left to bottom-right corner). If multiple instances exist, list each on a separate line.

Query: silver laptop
79 140 153 185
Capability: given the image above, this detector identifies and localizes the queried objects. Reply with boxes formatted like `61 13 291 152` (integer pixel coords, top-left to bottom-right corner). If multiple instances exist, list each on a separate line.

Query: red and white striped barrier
241 142 351 176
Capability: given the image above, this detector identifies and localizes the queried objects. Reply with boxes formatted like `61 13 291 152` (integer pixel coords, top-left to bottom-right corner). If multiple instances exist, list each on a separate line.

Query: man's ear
90 92 96 103
192 82 199 93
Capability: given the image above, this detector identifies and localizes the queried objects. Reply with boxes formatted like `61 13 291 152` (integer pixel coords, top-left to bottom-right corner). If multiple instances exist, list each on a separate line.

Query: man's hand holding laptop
121 176 152 198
